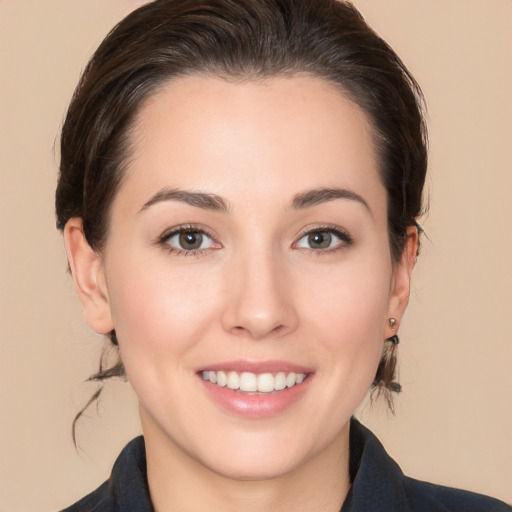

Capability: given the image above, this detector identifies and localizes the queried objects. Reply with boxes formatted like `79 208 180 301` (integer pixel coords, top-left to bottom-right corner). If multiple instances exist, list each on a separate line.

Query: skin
65 75 417 512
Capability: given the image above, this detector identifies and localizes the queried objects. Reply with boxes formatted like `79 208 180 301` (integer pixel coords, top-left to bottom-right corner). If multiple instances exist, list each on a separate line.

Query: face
69 75 413 481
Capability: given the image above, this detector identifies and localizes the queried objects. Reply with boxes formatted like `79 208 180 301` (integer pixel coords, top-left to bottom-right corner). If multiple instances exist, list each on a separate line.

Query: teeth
275 372 286 391
286 372 296 388
227 371 239 390
257 373 275 393
202 370 307 393
217 371 227 387
240 372 257 392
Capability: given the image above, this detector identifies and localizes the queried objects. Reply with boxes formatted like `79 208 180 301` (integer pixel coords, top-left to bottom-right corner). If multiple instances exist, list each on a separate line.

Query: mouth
197 361 313 417
201 370 307 393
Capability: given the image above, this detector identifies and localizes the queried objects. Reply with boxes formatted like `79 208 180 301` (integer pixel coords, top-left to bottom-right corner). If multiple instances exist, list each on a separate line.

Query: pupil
309 232 331 249
179 232 202 250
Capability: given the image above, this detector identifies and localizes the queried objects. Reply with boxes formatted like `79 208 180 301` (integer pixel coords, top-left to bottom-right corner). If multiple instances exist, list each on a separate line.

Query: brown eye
164 230 214 251
295 228 352 251
307 232 332 249
179 231 203 250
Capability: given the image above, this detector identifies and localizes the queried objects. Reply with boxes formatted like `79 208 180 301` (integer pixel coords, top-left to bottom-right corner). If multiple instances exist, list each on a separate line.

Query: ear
386 225 418 337
63 218 114 334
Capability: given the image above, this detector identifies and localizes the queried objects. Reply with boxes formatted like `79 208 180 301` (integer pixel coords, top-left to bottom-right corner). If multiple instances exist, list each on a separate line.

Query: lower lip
198 375 312 418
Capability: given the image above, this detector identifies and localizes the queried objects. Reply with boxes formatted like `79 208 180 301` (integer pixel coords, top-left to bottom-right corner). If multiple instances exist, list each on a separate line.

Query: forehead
121 74 383 214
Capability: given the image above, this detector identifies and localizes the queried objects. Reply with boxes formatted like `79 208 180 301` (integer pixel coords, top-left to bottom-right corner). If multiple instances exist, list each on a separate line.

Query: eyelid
293 224 353 250
157 224 222 254
156 223 352 255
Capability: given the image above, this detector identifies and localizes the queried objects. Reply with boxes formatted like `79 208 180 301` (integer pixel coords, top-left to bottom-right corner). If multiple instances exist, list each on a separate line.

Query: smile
201 370 307 393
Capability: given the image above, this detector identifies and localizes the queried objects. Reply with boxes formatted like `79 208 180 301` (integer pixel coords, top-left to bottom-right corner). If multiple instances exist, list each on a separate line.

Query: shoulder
59 481 113 512
346 419 511 512
59 436 153 512
403 477 511 512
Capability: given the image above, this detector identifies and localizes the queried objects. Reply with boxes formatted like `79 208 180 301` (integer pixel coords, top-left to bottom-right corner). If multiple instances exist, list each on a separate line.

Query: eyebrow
139 187 229 213
139 186 370 215
291 187 371 214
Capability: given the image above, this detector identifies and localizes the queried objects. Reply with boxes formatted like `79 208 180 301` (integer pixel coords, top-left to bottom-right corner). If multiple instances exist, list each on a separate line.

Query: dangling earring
372 317 402 408
386 317 399 344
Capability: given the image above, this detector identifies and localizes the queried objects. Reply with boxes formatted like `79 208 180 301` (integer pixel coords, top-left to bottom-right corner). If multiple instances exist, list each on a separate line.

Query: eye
294 227 352 251
162 228 216 253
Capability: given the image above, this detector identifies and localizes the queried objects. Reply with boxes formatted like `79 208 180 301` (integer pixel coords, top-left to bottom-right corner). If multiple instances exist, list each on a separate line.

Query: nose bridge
221 239 297 339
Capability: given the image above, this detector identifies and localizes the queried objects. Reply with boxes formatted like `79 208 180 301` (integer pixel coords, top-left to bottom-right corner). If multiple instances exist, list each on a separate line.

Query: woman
55 0 510 510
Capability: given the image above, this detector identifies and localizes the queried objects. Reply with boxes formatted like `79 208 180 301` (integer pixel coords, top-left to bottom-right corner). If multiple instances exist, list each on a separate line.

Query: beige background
1 1 511 510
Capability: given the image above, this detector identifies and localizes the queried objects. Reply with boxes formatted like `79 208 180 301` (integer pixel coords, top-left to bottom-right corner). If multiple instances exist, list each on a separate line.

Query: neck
142 412 351 512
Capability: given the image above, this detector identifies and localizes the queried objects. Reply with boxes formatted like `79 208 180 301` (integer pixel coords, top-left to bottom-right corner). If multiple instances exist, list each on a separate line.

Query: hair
56 0 428 434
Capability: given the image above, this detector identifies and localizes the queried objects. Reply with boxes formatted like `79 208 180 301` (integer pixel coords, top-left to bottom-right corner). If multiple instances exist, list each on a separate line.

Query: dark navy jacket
61 419 511 511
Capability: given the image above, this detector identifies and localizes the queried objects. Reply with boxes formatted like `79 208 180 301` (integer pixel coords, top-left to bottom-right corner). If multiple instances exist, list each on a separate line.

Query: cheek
300 255 392 338
298 253 392 387
105 252 223 361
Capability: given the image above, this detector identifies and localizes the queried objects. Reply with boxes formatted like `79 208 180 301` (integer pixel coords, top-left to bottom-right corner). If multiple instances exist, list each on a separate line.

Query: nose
221 247 298 340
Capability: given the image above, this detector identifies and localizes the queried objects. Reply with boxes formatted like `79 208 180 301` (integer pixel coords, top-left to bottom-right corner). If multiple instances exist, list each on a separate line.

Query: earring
385 334 400 345
386 318 399 344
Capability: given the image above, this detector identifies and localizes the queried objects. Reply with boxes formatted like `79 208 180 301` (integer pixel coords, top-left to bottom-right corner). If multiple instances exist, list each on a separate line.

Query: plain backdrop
0 1 511 510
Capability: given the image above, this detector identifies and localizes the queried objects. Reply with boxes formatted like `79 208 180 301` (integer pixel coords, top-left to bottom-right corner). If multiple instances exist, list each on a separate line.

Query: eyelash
157 224 219 258
293 225 354 254
157 224 353 257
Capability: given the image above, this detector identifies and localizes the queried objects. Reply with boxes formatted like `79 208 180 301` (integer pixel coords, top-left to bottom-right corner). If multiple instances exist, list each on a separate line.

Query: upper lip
196 359 313 374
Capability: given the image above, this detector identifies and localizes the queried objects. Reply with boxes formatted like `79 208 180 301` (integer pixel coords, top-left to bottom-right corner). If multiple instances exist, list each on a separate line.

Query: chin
200 450 307 482
192 423 344 483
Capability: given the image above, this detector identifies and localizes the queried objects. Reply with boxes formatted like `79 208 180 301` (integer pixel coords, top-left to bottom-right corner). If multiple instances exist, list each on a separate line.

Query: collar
108 435 153 511
341 418 409 511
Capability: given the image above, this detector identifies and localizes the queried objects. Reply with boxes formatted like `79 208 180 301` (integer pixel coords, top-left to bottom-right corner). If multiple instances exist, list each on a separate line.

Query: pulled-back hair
56 0 428 427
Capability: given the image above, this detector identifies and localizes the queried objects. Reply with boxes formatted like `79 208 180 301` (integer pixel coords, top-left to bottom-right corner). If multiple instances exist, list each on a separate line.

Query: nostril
230 323 287 339
271 324 287 335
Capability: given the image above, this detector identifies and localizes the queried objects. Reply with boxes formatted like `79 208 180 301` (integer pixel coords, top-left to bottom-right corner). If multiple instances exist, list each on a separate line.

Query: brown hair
56 0 427 430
